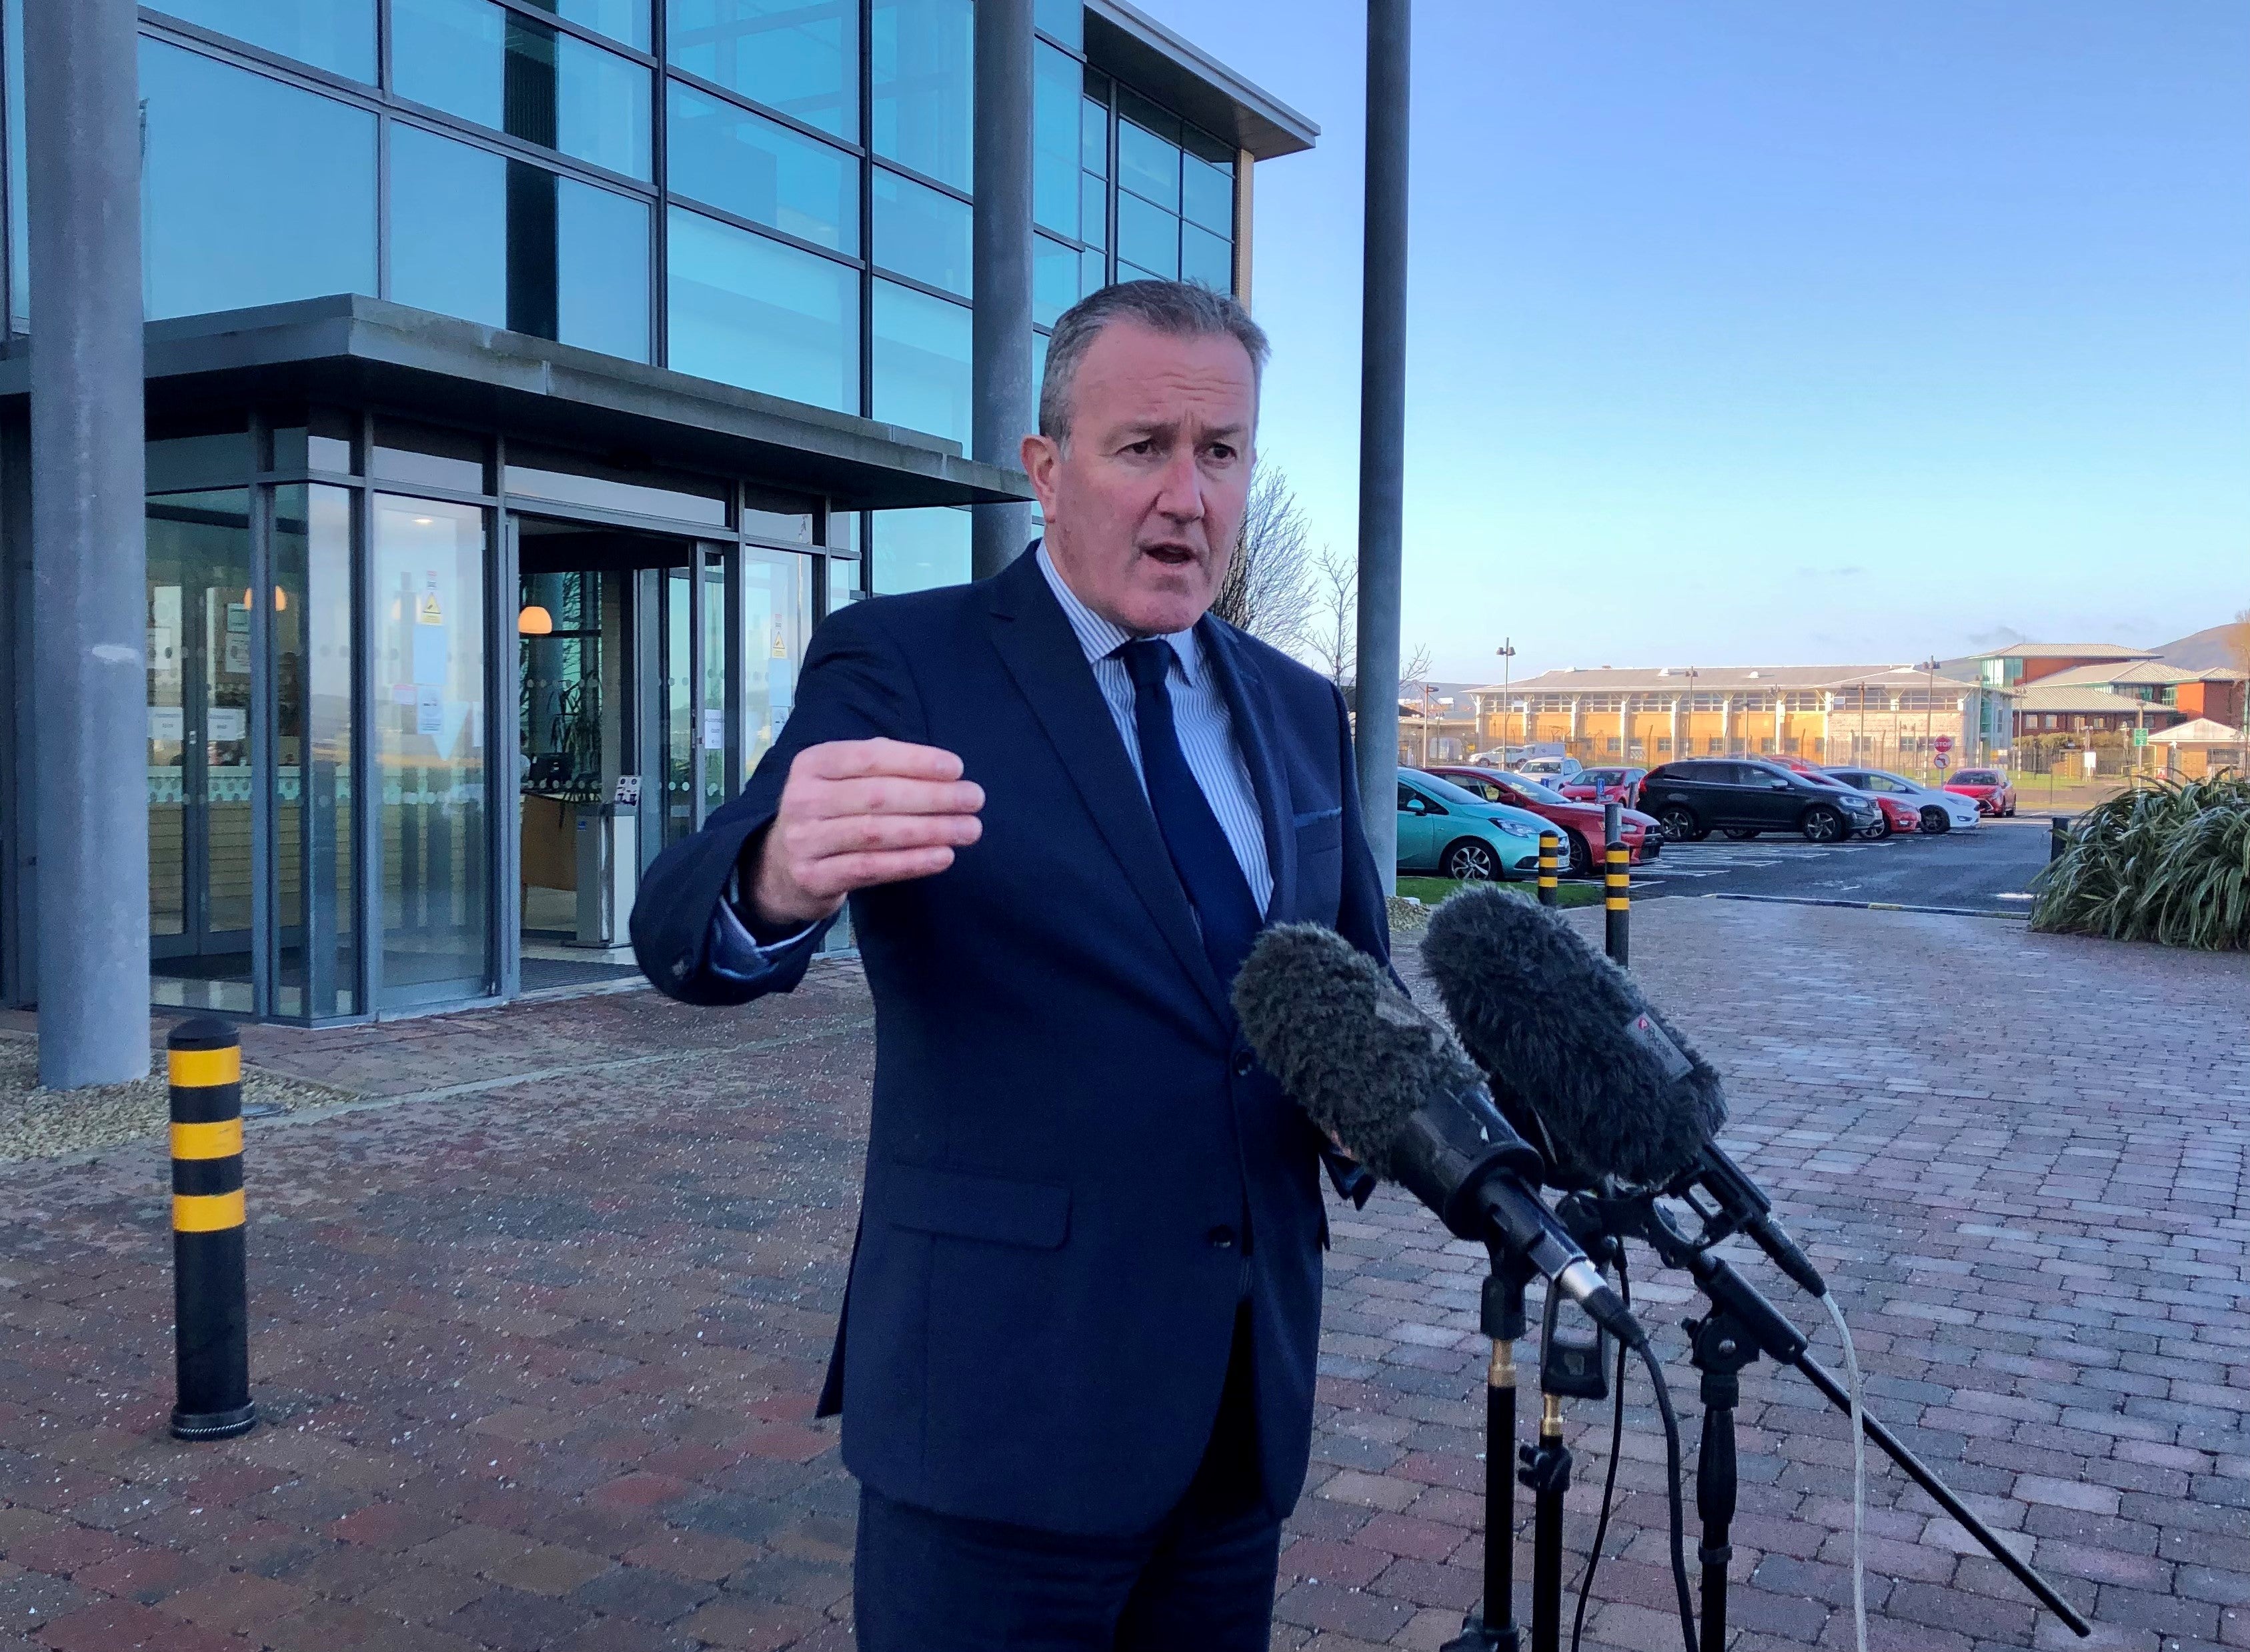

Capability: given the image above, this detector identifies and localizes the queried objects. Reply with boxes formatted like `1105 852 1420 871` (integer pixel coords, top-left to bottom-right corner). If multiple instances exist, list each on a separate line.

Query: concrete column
1353 0 1410 878
1670 696 1683 759
28 0 148 1087
970 0 1035 581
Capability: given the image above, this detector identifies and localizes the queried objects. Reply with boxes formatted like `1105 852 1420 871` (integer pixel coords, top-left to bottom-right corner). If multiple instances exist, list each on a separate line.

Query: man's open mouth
1141 543 1198 568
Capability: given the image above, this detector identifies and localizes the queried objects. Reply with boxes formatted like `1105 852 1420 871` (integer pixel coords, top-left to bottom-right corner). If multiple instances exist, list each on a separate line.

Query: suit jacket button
1206 1225 1237 1249
1232 1051 1254 1079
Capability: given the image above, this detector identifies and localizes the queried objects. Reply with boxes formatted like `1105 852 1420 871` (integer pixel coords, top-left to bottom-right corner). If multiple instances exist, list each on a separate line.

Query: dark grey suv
1639 759 1883 843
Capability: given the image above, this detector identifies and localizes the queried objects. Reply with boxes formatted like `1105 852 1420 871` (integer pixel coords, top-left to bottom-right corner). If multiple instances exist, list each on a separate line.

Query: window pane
1182 152 1233 235
873 0 972 193
1082 245 1107 297
139 39 375 320
395 0 652 180
557 178 650 360
393 0 504 127
522 0 650 50
668 207 858 411
1032 42 1078 238
666 0 856 139
505 444 730 525
550 25 654 179
1080 173 1106 247
872 506 970 594
1081 93 1107 176
6 0 25 328
1115 191 1178 280
872 169 972 297
1034 0 1080 49
373 420 489 493
1117 119 1180 212
1181 222 1231 293
667 81 856 253
1033 234 1078 329
1116 261 1162 285
390 124 508 329
149 0 375 81
872 280 971 446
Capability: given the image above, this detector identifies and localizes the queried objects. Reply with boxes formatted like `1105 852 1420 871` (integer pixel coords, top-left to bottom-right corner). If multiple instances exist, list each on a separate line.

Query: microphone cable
1570 1255 1630 1652
1632 1336 1698 1652
1820 1291 1870 1652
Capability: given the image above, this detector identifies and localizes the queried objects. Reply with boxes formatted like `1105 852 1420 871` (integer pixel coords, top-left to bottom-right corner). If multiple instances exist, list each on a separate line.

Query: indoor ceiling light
517 604 554 636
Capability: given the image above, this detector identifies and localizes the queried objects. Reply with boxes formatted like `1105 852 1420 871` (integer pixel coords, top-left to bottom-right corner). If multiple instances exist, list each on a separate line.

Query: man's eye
1206 444 1236 463
1124 439 1155 456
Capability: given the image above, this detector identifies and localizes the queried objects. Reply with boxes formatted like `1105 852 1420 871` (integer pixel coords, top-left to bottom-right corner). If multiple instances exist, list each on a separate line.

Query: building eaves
1086 0 1318 159
1493 664 1982 696
2037 660 2199 687
1973 642 2157 661
2015 684 2163 714
2148 718 2245 744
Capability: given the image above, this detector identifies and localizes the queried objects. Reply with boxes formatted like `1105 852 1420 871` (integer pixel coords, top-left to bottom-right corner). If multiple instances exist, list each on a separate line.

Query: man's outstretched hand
748 739 985 929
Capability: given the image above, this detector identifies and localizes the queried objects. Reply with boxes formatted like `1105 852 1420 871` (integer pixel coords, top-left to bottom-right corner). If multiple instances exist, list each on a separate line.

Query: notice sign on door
416 686 443 735
417 573 443 625
702 708 724 751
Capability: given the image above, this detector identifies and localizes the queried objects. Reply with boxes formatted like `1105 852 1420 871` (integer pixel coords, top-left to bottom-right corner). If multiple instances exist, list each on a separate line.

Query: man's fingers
798 845 959 898
790 811 983 862
796 738 966 785
812 775 985 819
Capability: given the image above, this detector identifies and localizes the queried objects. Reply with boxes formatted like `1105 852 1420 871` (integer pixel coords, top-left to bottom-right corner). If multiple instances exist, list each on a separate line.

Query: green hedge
2031 773 2250 949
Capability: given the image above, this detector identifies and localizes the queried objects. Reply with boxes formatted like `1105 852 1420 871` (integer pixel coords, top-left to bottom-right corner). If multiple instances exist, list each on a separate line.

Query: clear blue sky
1133 0 2250 683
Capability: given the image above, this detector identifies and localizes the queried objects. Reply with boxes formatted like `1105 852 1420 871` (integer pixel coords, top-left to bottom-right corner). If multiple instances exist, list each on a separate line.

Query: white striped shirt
1036 545 1275 915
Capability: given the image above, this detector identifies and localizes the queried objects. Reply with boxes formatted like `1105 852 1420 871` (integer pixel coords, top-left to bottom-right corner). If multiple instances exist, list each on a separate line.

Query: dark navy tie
1118 639 1264 990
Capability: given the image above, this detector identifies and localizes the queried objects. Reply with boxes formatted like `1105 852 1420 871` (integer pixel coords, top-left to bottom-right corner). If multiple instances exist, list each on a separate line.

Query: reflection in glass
667 81 858 253
1034 235 1078 329
1032 42 1079 238
505 445 730 525
1116 191 1178 280
7 0 27 328
1082 91 1108 175
139 39 376 320
1117 117 1180 213
667 0 856 140
273 485 360 1018
521 0 650 50
394 0 652 181
1082 245 1107 299
373 496 491 1006
668 207 858 411
873 0 973 193
872 169 972 297
557 177 652 360
146 490 255 1013
1033 0 1081 49
1182 223 1232 293
1182 152 1234 236
373 421 489 493
271 409 357 475
872 506 970 594
702 557 728 819
872 281 971 446
147 426 253 494
742 547 811 779
1081 173 1106 247
390 123 509 329
149 0 375 81
664 566 693 847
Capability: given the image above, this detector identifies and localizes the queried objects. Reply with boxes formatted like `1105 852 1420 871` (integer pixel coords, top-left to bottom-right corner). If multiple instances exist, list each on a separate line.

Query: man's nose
1152 446 1205 523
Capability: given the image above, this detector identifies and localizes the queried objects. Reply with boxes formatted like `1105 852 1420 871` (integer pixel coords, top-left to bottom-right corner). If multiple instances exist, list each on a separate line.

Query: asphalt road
1618 813 2055 914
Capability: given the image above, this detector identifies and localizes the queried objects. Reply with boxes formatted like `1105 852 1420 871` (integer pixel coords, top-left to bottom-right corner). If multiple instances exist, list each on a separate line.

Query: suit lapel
1199 619 1296 924
984 556 1234 1029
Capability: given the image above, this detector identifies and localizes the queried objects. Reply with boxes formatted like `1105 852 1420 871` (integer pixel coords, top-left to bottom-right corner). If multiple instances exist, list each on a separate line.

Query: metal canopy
0 295 1036 512
1086 0 1320 159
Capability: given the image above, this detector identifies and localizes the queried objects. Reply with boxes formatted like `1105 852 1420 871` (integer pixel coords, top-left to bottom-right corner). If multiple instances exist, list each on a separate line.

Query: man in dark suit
633 280 1391 1649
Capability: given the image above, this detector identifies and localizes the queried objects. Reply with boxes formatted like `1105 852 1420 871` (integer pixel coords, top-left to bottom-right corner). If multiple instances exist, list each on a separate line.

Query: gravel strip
0 1037 353 1164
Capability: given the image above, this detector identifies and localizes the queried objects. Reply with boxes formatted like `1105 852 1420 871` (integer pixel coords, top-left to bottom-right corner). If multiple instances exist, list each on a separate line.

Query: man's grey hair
1038 279 1270 447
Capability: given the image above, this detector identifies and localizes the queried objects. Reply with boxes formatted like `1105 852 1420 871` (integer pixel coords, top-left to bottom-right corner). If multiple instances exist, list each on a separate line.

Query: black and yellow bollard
1602 801 1630 966
1536 829 1560 908
168 1019 256 1441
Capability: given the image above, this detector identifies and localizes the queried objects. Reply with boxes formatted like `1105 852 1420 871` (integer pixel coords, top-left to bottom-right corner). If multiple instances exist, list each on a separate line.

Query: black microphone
1421 887 1827 1299
1232 923 1647 1350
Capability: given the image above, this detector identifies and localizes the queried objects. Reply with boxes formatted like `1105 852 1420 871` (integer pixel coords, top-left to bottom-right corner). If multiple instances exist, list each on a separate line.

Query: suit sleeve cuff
707 898 823 983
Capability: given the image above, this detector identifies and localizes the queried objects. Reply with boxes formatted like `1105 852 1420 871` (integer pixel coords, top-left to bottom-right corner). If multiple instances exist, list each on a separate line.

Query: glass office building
0 0 1313 1023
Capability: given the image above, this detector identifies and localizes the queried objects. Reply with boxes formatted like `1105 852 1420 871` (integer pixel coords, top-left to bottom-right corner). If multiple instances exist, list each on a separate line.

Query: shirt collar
1034 540 1204 686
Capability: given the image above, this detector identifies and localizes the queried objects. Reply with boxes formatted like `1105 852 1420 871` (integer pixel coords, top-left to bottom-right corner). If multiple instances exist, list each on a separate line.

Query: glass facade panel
1116 191 1178 280
1033 234 1078 329
139 38 377 321
148 425 253 494
373 495 491 1006
1117 115 1180 212
667 0 856 140
373 420 490 493
273 484 360 1019
1034 0 1081 50
1182 152 1234 235
1181 222 1230 292
149 0 375 81
667 81 858 253
668 206 858 411
741 548 812 777
1082 92 1108 175
6 0 27 328
270 409 357 475
146 490 255 1013
872 169 972 297
523 0 651 51
395 0 653 181
557 177 651 360
1082 245 1107 299
1032 42 1079 237
1080 173 1107 247
872 0 972 193
872 280 970 444
390 123 509 330
872 505 970 594
505 445 730 525
702 557 727 819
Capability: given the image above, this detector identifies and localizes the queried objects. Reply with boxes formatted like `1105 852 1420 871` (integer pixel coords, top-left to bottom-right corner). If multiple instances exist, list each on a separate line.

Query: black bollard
1537 830 1560 908
168 1019 256 1441
1603 803 1629 967
2049 814 2072 863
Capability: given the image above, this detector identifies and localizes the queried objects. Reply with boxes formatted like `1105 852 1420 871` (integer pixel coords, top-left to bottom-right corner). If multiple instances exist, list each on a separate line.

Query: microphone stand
1556 1193 2094 1646
1444 1244 1535 1652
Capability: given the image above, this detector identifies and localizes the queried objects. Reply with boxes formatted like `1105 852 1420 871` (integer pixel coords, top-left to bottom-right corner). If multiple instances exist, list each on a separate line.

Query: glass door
740 547 811 783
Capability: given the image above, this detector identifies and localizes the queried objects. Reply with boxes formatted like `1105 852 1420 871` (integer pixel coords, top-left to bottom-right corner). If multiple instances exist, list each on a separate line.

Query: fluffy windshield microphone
1232 923 1645 1351
1422 888 1828 1299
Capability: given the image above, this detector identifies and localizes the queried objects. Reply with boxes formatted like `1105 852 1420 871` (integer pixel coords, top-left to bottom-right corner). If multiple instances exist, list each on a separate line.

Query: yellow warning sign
417 587 443 625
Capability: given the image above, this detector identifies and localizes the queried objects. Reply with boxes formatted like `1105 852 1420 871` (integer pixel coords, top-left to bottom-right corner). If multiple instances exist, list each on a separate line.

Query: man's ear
1020 432 1062 518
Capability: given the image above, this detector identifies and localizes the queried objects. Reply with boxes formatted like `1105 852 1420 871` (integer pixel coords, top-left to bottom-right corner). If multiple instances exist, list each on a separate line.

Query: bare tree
1297 543 1429 692
1210 466 1314 650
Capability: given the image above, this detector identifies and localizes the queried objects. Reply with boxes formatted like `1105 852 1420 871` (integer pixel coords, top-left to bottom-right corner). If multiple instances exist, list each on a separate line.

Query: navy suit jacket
632 548 1392 1537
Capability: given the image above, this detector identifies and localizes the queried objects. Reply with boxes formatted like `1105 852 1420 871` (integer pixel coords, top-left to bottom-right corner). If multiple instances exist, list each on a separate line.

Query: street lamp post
1495 639 1516 757
1919 656 1941 781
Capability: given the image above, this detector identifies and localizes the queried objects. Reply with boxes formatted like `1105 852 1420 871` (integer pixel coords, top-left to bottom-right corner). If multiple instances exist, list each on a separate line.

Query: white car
1823 767 1982 835
1512 753 1584 781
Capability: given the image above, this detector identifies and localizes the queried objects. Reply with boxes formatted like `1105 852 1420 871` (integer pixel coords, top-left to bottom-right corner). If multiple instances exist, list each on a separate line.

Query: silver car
1824 768 1982 835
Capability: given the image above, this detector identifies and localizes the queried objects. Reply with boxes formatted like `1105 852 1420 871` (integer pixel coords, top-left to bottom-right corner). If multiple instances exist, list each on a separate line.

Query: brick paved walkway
1 901 2247 1651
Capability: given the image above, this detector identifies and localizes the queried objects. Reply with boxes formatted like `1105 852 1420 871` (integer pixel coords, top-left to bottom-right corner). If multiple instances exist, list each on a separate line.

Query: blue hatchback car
1397 768 1550 882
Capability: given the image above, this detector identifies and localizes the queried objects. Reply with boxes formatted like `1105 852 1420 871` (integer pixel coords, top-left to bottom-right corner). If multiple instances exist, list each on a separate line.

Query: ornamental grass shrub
2031 772 2250 950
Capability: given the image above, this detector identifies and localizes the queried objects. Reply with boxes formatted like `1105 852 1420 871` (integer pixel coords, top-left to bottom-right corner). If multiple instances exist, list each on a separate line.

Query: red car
1943 768 2017 817
1424 766 1661 877
1758 753 1913 837
1558 766 1646 807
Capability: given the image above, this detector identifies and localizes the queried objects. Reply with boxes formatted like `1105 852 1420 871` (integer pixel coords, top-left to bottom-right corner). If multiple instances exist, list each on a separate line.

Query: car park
1397 769 1550 881
1825 768 1982 835
1423 765 1662 877
1944 769 2018 817
1558 766 1647 807
1638 757 1885 843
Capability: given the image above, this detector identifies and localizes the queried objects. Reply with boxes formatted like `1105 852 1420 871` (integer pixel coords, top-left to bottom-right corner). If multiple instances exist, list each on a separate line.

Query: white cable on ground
1821 1291 1869 1652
